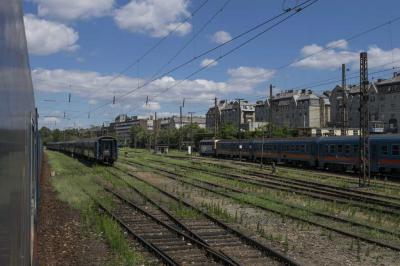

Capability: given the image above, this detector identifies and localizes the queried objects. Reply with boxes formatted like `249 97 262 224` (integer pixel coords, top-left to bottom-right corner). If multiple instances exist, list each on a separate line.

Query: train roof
47 136 116 145
369 134 400 140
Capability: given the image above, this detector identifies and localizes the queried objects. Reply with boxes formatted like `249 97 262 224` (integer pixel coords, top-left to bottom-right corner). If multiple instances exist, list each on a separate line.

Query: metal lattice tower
341 64 347 136
359 52 370 187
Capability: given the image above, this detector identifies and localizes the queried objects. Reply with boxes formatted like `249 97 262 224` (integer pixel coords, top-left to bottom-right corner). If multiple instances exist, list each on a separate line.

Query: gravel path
35 155 110 265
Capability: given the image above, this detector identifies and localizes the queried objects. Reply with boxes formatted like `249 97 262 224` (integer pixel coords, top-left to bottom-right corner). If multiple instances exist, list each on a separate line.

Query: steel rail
112 166 301 266
102 187 240 266
132 160 400 238
141 158 400 216
122 161 400 252
149 157 400 206
103 171 244 266
165 154 400 189
82 189 178 266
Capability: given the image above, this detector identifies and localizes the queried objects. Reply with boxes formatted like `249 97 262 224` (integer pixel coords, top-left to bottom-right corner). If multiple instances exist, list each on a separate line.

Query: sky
23 0 400 129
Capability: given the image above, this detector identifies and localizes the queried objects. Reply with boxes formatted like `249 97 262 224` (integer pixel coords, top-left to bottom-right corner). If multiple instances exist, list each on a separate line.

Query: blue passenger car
216 139 252 158
47 136 118 164
317 136 359 171
369 134 400 173
252 138 281 162
279 138 318 166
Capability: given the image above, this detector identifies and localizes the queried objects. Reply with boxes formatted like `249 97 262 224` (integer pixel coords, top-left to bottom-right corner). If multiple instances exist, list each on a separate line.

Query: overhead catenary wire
102 0 210 89
51 1 400 129
275 14 400 70
129 0 319 114
73 0 316 120
37 11 400 111
150 0 232 81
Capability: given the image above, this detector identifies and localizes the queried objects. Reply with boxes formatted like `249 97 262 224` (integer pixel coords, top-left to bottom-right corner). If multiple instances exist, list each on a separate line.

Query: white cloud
32 65 274 115
43 116 60 124
33 0 115 21
292 40 400 70
326 39 348 50
200 58 218 68
24 14 79 55
143 101 161 111
367 46 400 68
211 30 232 44
88 99 97 105
114 0 192 37
227 66 275 91
293 44 357 69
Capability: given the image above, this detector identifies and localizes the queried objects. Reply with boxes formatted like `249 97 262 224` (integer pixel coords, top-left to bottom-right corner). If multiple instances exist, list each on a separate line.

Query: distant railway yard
41 148 400 266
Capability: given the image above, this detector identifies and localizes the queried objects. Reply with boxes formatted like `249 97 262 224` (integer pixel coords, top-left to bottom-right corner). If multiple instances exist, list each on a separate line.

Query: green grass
122 152 400 245
46 151 148 265
132 153 400 233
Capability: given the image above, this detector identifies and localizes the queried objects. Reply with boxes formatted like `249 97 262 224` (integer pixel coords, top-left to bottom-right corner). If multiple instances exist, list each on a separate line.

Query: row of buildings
102 114 206 146
206 72 400 135
90 72 400 145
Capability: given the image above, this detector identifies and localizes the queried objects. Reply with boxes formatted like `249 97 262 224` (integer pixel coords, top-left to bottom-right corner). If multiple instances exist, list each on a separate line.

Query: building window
392 145 399 156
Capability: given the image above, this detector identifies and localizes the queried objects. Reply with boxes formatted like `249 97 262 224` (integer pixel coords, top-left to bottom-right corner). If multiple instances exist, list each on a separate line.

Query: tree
39 127 52 144
218 123 238 139
130 126 150 148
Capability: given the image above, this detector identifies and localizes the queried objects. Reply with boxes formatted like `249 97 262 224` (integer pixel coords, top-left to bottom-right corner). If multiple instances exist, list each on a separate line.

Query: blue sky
23 0 400 129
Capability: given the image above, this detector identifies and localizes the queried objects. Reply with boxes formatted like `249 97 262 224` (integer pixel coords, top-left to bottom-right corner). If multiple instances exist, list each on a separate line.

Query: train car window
344 145 350 154
300 145 305 152
337 145 343 153
381 145 388 155
392 145 400 156
354 145 359 154
329 145 336 154
295 145 300 152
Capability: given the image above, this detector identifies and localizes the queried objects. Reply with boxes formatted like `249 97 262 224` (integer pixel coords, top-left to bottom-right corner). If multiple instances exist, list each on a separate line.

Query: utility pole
235 98 244 161
188 112 195 145
262 85 273 168
268 84 275 138
341 64 347 136
359 52 370 187
179 106 183 151
154 112 158 152
214 97 218 139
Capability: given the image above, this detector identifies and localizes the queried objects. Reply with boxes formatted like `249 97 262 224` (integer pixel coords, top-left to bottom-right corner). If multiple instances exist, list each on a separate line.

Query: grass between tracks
122 150 400 246
46 151 147 266
124 147 400 197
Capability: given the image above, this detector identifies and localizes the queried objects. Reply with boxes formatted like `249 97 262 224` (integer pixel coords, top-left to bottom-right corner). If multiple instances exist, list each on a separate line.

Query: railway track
165 154 400 189
106 168 299 266
87 187 238 266
136 159 400 238
191 159 400 202
142 157 400 216
121 160 400 252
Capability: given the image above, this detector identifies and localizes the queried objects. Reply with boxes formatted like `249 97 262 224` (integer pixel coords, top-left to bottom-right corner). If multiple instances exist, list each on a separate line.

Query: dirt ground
35 155 110 265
